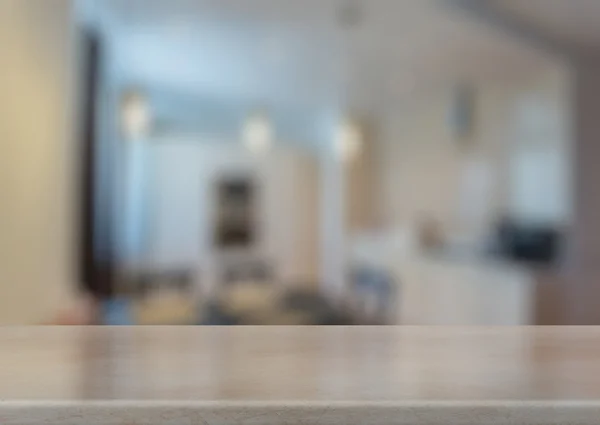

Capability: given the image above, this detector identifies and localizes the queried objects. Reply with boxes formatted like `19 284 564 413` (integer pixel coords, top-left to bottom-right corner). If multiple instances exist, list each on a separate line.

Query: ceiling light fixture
121 90 151 140
335 118 362 163
242 110 273 154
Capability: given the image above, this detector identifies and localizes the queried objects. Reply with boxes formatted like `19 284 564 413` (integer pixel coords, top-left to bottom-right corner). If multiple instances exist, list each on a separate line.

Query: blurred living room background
4 0 600 325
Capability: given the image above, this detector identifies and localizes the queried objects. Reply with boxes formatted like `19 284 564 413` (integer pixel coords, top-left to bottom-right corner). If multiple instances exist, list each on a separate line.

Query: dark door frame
78 29 115 300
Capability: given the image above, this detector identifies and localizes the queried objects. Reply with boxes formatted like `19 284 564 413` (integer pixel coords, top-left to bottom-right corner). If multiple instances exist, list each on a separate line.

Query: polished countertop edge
2 401 600 425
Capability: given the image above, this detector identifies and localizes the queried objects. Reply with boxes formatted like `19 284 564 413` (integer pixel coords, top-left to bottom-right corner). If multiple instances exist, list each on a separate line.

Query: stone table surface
1 326 600 424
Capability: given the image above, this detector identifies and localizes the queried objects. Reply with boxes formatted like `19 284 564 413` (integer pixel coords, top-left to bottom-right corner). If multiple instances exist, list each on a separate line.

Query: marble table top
1 326 600 424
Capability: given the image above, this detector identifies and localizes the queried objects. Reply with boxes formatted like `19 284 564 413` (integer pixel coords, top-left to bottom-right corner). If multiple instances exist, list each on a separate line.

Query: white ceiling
493 0 600 48
94 0 560 110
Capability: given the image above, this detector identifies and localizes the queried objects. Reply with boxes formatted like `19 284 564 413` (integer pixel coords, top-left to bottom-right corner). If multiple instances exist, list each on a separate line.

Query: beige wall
0 0 77 323
568 56 600 324
345 122 379 233
374 71 570 242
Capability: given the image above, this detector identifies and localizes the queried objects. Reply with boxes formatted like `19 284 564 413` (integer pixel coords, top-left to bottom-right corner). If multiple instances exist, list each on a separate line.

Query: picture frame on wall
214 176 256 249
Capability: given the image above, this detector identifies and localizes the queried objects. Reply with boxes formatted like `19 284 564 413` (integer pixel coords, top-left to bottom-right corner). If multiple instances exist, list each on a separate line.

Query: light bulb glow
335 120 362 162
122 92 150 140
242 113 272 154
